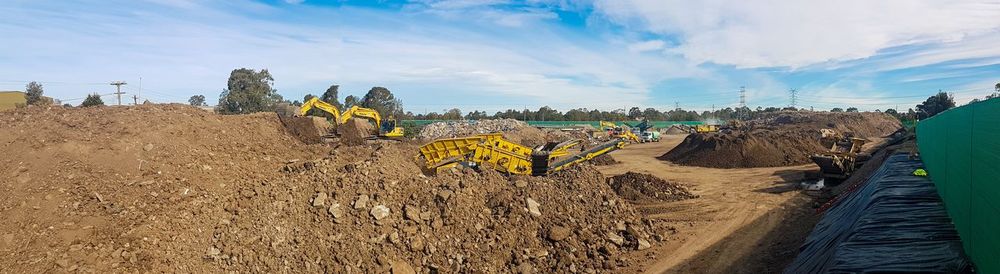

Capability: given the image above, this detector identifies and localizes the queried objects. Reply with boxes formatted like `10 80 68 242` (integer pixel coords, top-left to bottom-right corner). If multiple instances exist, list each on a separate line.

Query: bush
81 94 104 107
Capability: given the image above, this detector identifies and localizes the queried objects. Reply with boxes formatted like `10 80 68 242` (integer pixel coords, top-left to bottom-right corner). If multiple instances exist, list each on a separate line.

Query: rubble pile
608 172 697 203
418 119 530 140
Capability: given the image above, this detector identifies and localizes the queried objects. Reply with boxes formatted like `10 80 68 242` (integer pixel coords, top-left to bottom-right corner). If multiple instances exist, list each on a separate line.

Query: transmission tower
789 88 798 108
738 86 747 120
110 81 127 106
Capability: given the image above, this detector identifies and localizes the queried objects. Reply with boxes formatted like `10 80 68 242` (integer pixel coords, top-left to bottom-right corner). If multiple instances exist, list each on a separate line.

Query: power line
789 88 798 108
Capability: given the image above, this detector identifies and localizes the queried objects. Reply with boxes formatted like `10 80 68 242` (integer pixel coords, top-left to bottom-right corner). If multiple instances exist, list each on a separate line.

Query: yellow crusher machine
298 97 404 138
418 133 629 176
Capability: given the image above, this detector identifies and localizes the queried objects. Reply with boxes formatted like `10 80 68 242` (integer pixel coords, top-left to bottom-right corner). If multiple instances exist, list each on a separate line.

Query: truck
640 131 660 143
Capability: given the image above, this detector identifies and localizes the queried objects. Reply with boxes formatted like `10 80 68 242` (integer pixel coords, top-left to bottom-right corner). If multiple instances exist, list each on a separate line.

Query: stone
328 203 344 223
370 205 390 220
514 180 528 188
404 205 421 221
525 198 541 217
614 221 626 231
206 247 221 257
517 263 533 274
436 190 453 202
548 226 572 241
354 194 369 209
637 238 651 250
409 236 425 252
607 232 625 246
312 192 328 207
143 143 154 152
391 261 416 274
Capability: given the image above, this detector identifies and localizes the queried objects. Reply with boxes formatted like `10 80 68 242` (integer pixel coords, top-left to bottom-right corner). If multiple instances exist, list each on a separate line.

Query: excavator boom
299 97 341 119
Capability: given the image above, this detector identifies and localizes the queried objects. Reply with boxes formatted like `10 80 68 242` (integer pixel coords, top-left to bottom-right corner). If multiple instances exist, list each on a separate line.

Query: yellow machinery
419 134 627 176
810 137 868 180
598 121 640 143
694 124 719 133
299 97 404 138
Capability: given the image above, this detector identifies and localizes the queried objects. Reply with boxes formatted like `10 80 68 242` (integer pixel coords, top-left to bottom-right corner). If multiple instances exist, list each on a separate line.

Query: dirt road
596 135 819 273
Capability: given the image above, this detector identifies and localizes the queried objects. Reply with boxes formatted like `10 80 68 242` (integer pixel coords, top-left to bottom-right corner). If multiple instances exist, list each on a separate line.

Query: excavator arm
299 97 341 120
340 106 383 129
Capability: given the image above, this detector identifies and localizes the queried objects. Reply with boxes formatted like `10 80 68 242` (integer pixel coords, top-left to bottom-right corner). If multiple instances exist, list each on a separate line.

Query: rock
614 221 626 231
205 247 221 259
354 194 369 209
312 192 328 207
548 226 572 241
143 143 154 152
390 260 416 274
389 231 401 245
525 198 541 217
328 203 344 223
55 259 70 268
607 232 625 246
436 190 453 202
516 263 533 274
637 238 651 250
370 205 390 220
514 180 528 188
404 205 421 221
409 236 425 252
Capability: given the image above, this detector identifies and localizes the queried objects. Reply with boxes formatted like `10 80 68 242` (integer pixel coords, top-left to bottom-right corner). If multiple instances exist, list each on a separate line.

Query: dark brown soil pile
339 118 374 145
0 104 664 273
660 111 901 168
608 172 697 203
590 154 619 166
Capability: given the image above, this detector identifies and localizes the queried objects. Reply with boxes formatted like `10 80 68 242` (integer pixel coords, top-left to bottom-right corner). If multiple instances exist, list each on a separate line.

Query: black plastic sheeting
784 153 974 273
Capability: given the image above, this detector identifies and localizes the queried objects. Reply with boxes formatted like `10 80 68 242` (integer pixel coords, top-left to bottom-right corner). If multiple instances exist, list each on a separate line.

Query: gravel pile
418 119 529 140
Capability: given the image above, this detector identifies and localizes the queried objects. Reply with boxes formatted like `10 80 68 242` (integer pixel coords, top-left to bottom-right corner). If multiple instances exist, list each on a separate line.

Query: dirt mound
278 115 331 144
339 118 374 145
0 105 662 273
591 154 619 166
608 172 696 203
663 125 690 135
0 104 327 273
661 111 901 168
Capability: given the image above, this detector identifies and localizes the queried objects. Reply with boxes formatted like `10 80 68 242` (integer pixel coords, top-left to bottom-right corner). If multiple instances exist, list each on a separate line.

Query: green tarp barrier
403 120 704 127
917 97 1000 273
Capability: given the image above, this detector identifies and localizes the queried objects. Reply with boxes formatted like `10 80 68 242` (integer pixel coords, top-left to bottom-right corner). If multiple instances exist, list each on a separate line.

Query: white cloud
592 0 1000 68
627 40 665 52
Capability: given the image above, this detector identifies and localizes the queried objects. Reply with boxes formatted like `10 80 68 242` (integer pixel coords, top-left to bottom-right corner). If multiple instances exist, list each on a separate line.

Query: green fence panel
917 97 1000 273
402 120 705 128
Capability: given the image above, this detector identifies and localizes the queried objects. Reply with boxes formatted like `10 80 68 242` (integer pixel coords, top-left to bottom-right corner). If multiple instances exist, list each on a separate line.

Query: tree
442 108 463 120
188 95 207 106
846 107 859 112
627 107 642 119
344 95 359 108
320 85 344 110
216 68 282 114
830 107 843 112
25 81 46 106
80 93 104 107
884 108 898 117
915 91 955 119
360 87 403 117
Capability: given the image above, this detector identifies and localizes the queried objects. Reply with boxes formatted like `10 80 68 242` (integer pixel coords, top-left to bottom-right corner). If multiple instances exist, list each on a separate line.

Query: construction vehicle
599 121 617 131
625 119 654 133
810 136 869 181
419 134 628 176
640 131 660 142
298 97 404 138
694 124 719 133
597 121 640 142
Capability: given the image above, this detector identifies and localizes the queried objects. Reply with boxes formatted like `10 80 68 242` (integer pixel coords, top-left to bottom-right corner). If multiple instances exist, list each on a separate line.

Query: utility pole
789 88 798 108
110 81 127 106
133 95 139 105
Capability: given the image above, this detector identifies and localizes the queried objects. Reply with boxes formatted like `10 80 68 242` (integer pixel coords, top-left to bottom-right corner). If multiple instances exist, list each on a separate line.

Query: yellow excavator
298 97 404 138
598 121 640 142
419 133 628 176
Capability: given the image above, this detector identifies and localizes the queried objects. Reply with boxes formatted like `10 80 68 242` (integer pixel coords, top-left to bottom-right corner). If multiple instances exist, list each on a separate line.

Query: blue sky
2 0 998 113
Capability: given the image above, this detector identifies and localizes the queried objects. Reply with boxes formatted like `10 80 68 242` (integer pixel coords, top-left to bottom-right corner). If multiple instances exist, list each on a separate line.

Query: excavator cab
380 119 405 138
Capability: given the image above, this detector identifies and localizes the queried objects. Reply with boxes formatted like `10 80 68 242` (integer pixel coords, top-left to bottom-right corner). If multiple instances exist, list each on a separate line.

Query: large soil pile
608 172 697 203
661 111 901 168
0 105 663 273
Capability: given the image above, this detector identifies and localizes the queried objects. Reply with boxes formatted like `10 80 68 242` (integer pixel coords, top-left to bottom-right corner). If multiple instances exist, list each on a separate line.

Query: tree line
189 68 995 122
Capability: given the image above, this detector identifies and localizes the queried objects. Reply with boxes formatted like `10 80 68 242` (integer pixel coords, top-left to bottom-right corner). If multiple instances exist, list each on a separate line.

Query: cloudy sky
2 0 999 112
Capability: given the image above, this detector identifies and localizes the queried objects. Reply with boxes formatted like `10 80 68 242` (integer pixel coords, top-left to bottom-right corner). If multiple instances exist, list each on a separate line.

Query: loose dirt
608 172 697 203
0 105 663 273
339 118 374 145
661 111 901 168
590 154 619 166
595 136 821 273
